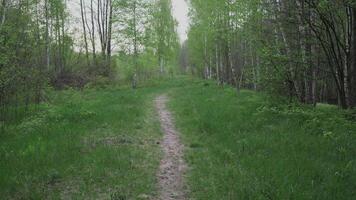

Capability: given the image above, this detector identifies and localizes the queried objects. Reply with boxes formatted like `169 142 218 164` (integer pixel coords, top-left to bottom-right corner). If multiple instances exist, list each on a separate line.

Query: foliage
0 0 180 123
186 0 356 109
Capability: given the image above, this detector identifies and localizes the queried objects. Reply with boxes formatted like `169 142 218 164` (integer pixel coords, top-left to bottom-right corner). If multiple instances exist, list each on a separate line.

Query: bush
84 75 113 89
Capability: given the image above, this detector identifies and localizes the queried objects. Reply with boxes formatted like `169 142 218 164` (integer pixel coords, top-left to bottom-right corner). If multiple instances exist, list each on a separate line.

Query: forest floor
1 77 356 199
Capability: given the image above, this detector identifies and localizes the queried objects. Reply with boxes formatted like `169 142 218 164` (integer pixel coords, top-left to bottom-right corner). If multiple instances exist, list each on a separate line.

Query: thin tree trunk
45 0 50 70
344 6 352 107
215 43 220 84
106 0 113 67
132 0 138 89
97 0 105 57
80 0 89 65
276 0 302 100
251 44 257 91
90 0 96 64
0 0 6 31
61 2 66 72
350 6 356 107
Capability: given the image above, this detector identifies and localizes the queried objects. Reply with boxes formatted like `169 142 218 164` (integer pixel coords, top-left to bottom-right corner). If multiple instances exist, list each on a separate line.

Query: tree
151 0 179 74
80 0 89 64
186 0 356 109
115 0 149 88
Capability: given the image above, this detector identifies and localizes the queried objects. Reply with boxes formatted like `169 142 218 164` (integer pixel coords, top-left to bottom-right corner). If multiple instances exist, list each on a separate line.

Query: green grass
1 77 356 199
0 84 170 199
169 79 356 200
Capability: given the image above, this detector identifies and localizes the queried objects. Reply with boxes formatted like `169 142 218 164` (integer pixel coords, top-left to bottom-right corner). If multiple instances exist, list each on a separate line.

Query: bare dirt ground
155 95 188 200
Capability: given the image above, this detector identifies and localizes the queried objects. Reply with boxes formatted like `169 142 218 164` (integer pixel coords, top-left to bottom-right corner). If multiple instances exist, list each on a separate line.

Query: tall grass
2 77 355 199
0 85 164 199
169 79 356 200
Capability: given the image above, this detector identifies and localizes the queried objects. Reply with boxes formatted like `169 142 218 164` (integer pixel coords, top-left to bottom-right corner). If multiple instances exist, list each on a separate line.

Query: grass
1 77 356 199
169 79 356 200
0 84 170 199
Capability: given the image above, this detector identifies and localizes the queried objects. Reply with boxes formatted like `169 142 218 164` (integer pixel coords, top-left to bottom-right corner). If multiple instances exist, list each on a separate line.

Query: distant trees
115 0 179 87
179 41 189 73
0 0 180 122
187 0 356 109
115 0 148 88
151 0 179 74
79 0 114 75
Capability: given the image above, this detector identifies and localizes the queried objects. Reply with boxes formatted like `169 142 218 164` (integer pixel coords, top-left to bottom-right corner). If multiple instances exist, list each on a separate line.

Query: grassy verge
169 79 356 200
0 85 164 199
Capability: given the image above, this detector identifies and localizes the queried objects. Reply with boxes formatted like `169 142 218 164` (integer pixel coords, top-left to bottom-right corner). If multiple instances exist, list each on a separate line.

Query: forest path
155 95 188 200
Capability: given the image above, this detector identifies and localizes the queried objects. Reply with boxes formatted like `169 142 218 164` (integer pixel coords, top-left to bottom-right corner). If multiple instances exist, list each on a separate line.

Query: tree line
185 0 356 109
0 0 179 122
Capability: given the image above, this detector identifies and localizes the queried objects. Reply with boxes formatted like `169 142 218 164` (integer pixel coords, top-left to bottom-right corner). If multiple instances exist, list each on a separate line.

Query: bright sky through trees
67 0 189 45
171 0 189 43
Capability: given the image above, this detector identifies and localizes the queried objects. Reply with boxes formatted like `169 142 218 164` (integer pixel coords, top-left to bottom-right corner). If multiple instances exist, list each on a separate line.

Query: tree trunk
160 57 164 74
344 6 352 107
0 0 6 31
350 6 356 107
215 43 220 84
276 0 302 100
106 0 113 67
91 0 96 63
45 0 50 70
80 0 89 65
132 0 138 89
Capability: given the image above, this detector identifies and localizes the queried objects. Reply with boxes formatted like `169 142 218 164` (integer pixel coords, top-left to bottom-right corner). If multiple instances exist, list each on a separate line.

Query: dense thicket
186 0 356 109
0 0 179 122
0 0 70 122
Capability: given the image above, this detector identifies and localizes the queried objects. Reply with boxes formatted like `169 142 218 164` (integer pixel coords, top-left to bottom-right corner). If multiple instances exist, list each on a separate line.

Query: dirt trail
155 95 187 200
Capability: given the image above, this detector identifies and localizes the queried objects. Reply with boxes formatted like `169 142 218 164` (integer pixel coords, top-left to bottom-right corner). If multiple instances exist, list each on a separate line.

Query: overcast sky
171 0 190 43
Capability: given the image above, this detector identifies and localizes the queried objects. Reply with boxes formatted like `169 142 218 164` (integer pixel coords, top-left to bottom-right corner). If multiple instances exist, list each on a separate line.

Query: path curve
155 95 187 200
